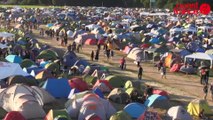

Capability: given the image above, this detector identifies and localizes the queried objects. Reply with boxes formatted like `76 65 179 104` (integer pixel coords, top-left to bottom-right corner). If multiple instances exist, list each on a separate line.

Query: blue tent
144 94 169 109
40 61 50 68
74 59 89 68
5 55 23 64
149 38 160 44
124 102 146 119
63 52 77 67
93 88 104 98
42 78 71 98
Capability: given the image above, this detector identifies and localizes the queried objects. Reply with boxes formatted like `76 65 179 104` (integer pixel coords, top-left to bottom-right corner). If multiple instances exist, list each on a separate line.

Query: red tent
4 111 26 120
97 39 105 45
140 44 150 49
153 89 168 97
123 46 131 54
69 78 89 91
93 80 113 90
170 63 182 72
85 39 97 45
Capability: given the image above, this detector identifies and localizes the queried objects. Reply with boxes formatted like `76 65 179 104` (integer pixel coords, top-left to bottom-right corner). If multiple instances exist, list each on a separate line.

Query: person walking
203 84 208 100
160 66 167 79
210 82 213 101
95 49 99 61
200 68 207 85
119 57 126 70
138 65 143 80
90 50 94 61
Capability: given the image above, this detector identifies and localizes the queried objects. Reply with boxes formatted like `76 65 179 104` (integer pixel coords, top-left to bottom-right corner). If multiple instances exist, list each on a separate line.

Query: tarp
124 102 146 119
0 62 29 80
42 78 72 98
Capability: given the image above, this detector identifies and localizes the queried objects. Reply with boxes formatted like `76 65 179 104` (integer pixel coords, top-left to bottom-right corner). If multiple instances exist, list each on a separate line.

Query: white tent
0 32 15 39
167 106 193 120
0 43 8 49
184 53 213 68
0 62 29 80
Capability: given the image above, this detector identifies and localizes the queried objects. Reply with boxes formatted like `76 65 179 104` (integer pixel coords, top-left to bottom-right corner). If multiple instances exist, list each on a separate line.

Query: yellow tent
187 99 212 116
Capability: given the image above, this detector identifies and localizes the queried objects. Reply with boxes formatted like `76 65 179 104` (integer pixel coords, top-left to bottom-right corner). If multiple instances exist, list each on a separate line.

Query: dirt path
32 29 213 109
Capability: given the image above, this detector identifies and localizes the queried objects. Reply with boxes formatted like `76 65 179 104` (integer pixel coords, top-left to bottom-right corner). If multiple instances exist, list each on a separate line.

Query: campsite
0 4 213 120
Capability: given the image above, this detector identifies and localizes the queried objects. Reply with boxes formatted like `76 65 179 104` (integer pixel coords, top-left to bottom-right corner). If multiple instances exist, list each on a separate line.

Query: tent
3 111 26 120
68 88 80 99
105 75 127 88
152 89 168 97
170 63 182 72
35 70 53 80
144 94 170 109
138 111 161 120
69 78 89 92
0 32 15 39
167 106 192 120
179 65 197 74
0 43 8 49
107 88 130 104
45 109 71 120
0 62 29 80
93 88 104 98
93 80 113 93
185 53 213 68
127 47 144 60
0 84 54 119
7 75 37 86
66 93 116 120
21 59 35 68
63 52 77 67
187 99 212 116
5 55 22 64
110 110 132 120
123 46 132 54
124 102 146 119
85 38 97 45
124 80 142 90
42 78 72 98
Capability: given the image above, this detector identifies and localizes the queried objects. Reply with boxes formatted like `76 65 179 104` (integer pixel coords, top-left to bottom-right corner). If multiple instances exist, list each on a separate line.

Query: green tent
21 59 35 68
105 75 127 88
83 75 97 85
0 107 7 119
45 62 60 74
110 110 132 120
0 57 8 62
45 109 71 120
37 49 58 60
125 87 138 96
124 80 142 90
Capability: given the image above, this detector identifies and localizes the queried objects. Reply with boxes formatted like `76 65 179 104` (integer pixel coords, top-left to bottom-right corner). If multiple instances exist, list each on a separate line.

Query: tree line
5 0 213 10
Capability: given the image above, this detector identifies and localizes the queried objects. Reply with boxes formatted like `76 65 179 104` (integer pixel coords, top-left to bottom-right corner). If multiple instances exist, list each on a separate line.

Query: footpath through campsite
34 29 213 108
